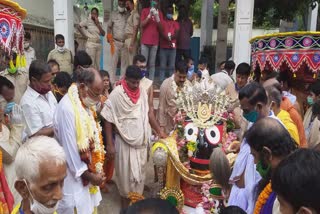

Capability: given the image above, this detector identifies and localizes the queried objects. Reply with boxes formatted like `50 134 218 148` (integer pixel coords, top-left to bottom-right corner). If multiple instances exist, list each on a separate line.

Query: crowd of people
0 0 319 214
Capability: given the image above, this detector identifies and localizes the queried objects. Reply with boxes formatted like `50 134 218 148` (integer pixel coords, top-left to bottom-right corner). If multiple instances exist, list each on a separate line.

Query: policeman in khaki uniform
123 0 140 69
107 0 129 83
47 34 73 75
78 7 105 70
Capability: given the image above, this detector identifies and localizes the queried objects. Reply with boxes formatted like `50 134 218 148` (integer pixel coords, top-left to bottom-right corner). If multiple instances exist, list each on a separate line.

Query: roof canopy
0 0 27 54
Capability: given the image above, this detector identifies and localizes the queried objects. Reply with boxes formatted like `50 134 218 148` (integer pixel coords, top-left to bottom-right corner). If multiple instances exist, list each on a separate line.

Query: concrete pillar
308 2 318 31
53 0 74 54
200 0 214 51
232 0 254 66
102 0 113 71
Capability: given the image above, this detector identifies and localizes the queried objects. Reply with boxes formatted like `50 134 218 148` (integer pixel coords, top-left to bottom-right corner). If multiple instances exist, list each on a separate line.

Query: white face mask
57 46 65 53
83 96 99 108
24 42 30 50
23 179 58 214
118 6 125 13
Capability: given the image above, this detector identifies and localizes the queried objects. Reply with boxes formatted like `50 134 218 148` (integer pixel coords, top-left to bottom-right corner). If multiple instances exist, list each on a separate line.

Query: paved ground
98 155 158 214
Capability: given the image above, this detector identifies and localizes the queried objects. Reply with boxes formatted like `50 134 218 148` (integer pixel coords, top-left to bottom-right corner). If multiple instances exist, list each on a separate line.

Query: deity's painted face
184 119 224 170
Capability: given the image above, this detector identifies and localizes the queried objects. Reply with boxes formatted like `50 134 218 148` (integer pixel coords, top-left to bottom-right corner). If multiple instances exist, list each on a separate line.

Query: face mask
23 179 58 214
141 69 148 77
57 46 65 53
307 96 314 105
35 84 51 95
151 0 157 8
118 6 125 13
24 42 30 50
5 102 15 114
256 160 271 179
83 96 99 108
243 110 258 123
187 65 194 79
166 13 173 20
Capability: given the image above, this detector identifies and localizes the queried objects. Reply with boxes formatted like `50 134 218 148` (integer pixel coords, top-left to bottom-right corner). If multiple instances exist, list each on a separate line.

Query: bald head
245 117 297 158
263 78 282 92
77 68 103 107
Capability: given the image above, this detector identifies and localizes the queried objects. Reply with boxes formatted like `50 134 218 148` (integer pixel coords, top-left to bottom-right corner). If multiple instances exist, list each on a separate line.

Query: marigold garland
68 84 105 190
254 182 272 214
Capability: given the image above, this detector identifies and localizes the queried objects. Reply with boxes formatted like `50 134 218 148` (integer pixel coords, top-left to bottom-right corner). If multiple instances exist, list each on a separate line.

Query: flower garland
197 181 227 214
254 182 272 214
68 84 105 188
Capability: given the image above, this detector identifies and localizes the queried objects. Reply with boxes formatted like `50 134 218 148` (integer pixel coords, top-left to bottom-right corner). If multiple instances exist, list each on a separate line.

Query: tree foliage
188 0 320 28
254 0 319 27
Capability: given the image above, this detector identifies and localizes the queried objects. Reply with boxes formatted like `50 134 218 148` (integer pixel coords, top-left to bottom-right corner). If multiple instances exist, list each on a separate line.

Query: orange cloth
281 97 307 148
107 33 115 55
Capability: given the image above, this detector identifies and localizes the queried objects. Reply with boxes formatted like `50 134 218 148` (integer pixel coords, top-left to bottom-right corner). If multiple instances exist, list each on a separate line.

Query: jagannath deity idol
152 78 239 213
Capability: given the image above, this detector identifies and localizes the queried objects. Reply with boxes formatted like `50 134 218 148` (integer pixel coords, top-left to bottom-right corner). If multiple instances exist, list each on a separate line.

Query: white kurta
228 113 280 213
20 86 57 138
101 85 151 197
54 95 101 214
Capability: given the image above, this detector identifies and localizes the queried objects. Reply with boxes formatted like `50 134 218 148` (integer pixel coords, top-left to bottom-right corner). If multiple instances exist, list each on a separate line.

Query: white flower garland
68 84 104 173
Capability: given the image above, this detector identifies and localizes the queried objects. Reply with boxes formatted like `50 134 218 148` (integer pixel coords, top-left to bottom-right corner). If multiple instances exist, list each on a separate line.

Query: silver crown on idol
176 78 236 129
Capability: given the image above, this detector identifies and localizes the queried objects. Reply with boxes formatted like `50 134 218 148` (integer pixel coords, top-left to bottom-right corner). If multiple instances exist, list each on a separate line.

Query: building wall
15 0 55 61
15 0 54 22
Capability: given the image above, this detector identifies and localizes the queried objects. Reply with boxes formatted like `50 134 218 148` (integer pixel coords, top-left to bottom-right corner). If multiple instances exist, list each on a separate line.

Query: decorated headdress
0 0 27 69
176 79 236 129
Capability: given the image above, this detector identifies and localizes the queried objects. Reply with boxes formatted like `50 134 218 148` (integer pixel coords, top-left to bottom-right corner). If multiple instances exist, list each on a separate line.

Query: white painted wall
15 0 54 21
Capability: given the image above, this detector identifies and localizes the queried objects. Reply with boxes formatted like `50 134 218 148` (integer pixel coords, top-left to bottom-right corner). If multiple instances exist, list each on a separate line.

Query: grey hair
265 85 282 107
76 67 96 85
15 136 66 183
209 147 231 190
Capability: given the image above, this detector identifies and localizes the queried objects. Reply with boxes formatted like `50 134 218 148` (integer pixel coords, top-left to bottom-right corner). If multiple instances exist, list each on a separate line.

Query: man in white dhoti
54 68 105 214
229 82 280 213
101 65 151 208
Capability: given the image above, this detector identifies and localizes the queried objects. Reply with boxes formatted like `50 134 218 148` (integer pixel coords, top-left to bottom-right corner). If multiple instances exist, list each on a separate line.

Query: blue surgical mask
243 110 258 123
187 65 194 79
307 96 314 105
166 14 173 20
141 69 148 77
5 102 15 114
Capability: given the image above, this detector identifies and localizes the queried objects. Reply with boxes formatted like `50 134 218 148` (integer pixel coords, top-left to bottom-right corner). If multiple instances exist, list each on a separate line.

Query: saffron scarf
120 79 140 104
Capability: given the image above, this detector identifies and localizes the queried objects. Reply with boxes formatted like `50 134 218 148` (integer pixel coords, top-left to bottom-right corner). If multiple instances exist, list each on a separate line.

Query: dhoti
115 134 147 197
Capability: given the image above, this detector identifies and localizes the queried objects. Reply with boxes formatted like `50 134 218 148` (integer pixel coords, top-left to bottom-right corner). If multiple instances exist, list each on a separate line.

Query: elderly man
13 136 67 214
107 0 129 83
263 78 307 147
54 68 105 214
265 85 300 145
158 61 188 135
20 60 57 138
101 65 151 208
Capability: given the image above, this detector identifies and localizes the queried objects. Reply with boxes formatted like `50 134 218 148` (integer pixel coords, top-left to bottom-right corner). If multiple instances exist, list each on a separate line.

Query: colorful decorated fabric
0 0 26 54
250 32 320 77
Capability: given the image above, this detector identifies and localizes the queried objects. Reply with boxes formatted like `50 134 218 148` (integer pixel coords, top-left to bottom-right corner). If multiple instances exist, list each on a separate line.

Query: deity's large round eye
205 125 221 145
184 122 199 142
